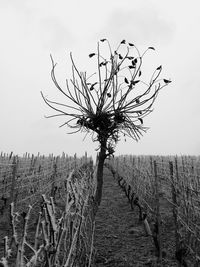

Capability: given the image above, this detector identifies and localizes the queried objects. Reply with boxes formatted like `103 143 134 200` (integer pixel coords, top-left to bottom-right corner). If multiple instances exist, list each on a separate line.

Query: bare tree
41 39 171 212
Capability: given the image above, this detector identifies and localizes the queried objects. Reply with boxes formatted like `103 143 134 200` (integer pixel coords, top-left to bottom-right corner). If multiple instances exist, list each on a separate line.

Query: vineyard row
107 155 200 266
0 153 96 266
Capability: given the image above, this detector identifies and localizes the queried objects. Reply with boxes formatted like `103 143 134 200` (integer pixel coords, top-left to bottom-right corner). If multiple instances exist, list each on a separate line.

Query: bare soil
93 167 178 267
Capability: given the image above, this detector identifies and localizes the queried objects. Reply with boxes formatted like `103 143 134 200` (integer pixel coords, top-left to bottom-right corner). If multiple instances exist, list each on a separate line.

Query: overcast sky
0 0 200 158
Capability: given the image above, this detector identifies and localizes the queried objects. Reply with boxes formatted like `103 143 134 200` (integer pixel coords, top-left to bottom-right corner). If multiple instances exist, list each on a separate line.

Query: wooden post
51 158 58 198
153 160 162 262
150 156 153 175
181 155 185 173
10 156 18 204
29 154 36 174
74 153 77 168
9 152 13 160
85 151 87 164
170 161 180 266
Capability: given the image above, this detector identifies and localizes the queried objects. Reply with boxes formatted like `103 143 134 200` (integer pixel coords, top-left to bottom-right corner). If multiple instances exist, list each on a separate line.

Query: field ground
0 166 182 266
93 167 178 267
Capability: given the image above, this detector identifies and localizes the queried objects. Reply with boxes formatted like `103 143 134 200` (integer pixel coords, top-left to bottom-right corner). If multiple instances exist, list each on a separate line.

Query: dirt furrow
93 167 155 267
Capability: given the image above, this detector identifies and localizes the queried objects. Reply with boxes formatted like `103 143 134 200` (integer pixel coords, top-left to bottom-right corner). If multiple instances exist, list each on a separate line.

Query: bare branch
41 39 171 154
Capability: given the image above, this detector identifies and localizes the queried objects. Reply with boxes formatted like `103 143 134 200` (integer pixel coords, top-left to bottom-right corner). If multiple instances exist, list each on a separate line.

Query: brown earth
93 167 178 267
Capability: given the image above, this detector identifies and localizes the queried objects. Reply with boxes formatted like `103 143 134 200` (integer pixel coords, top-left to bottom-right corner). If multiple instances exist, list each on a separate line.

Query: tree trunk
94 139 107 213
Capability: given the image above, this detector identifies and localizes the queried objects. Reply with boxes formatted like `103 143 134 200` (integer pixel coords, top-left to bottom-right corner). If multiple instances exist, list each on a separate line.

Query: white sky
0 0 200 158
